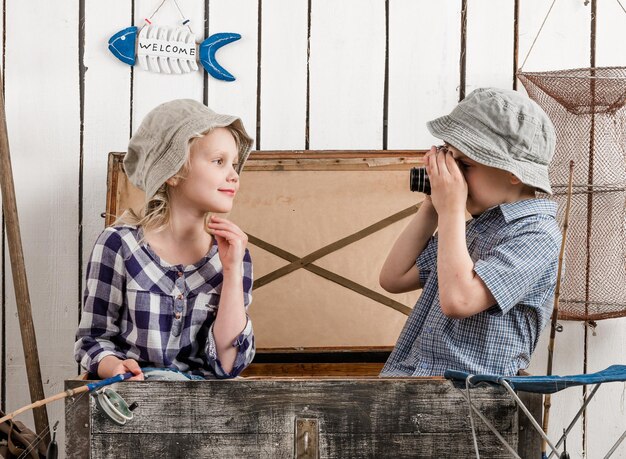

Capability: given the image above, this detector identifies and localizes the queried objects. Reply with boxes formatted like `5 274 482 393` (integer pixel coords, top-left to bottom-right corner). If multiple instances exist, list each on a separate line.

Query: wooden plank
0 0 4 414
308 0 386 149
517 0 590 73
465 0 515 92
4 0 80 436
82 0 132 275
90 380 516 435
586 318 626 458
585 4 626 456
132 0 204 130
85 379 522 457
387 0 462 148
91 432 515 458
207 0 259 147
259 0 308 149
520 2 590 457
240 362 385 377
64 379 90 459
517 390 542 458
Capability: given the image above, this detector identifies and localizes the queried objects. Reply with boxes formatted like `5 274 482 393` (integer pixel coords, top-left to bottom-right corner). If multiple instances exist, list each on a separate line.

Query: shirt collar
495 199 558 223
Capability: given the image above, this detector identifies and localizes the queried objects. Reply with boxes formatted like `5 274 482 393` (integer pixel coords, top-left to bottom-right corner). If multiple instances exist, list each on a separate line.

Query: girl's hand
97 355 144 381
207 215 248 273
424 145 467 215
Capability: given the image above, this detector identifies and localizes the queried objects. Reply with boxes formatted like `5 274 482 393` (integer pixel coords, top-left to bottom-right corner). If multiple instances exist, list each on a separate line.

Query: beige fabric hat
125 99 253 200
427 88 556 194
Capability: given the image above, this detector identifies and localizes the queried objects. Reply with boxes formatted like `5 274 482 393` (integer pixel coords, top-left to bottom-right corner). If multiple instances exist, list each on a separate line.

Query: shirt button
177 294 183 300
421 363 428 369
174 312 181 320
178 272 183 277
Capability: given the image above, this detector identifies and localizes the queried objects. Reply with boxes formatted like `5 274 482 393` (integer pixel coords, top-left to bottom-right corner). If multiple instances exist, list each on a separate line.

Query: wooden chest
66 151 541 458
65 376 540 458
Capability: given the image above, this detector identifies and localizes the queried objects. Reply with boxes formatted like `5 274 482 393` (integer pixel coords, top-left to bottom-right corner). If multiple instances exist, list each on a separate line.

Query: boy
380 88 562 377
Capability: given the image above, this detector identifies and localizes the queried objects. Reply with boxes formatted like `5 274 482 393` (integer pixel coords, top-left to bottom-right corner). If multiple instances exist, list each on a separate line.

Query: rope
140 0 194 34
519 0 558 71
521 0 626 71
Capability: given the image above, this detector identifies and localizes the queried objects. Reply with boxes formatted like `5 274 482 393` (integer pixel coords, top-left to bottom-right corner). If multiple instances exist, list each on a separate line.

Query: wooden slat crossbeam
251 203 422 316
249 234 412 316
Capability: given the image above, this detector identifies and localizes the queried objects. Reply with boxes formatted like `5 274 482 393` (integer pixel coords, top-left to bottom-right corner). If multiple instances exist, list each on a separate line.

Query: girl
75 99 255 380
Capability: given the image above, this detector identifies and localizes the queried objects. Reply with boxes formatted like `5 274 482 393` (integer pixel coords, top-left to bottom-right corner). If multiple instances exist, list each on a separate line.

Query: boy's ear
509 173 522 185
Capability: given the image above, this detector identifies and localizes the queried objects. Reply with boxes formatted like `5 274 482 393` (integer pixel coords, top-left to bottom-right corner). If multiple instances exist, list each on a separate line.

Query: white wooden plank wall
309 0 385 149
208 0 259 147
588 2 626 458
0 0 4 416
4 0 81 446
259 0 308 149
2 1 625 458
520 2 591 458
387 0 462 148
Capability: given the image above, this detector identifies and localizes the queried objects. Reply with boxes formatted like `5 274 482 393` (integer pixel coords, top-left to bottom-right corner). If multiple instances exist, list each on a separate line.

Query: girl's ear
166 176 179 187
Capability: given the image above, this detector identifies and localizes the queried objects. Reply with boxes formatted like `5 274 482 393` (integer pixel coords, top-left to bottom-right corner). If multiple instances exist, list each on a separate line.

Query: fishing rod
0 371 135 425
2 372 137 459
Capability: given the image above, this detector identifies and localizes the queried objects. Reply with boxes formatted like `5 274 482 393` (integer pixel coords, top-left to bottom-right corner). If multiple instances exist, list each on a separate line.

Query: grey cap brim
427 114 552 194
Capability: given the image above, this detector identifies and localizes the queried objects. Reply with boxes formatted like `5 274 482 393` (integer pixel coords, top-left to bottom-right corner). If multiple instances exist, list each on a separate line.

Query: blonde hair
115 124 248 234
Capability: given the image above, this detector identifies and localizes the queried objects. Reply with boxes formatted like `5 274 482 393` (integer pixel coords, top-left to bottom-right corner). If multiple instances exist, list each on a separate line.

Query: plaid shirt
75 225 255 379
381 199 562 377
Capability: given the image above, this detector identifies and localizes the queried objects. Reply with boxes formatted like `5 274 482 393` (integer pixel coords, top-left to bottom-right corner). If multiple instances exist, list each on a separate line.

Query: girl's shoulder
95 224 143 251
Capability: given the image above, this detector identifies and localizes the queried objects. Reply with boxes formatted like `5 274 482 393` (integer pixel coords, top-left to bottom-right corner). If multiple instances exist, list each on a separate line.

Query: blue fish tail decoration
199 33 241 82
107 26 241 81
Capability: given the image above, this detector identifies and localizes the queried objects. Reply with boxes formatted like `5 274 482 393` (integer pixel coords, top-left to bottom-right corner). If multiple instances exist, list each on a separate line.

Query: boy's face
444 143 522 216
170 127 240 214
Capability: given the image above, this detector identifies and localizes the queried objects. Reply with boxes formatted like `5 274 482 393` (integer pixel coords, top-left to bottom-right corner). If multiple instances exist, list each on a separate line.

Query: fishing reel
92 387 137 425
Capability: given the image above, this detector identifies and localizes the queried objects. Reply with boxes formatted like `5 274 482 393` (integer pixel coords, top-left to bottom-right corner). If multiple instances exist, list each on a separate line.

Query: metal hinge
295 418 319 459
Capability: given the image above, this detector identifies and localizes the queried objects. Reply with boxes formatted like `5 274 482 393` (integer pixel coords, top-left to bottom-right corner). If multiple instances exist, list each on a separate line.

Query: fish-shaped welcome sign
108 25 241 81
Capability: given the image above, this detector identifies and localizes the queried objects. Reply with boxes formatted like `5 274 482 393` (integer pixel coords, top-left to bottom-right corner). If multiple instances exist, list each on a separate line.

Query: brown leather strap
247 203 422 316
254 204 420 287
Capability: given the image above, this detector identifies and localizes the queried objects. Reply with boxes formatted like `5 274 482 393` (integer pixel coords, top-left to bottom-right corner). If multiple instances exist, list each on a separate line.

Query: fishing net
518 67 626 320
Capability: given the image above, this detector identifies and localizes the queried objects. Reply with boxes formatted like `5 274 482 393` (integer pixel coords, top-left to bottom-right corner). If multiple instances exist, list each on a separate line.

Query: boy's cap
125 99 253 200
426 87 556 194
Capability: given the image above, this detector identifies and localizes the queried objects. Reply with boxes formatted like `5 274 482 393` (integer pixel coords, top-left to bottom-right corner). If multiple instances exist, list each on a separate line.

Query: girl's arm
75 228 141 378
207 216 254 375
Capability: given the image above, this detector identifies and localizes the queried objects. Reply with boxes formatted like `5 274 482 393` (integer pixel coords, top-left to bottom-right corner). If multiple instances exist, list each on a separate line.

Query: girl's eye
212 158 223 165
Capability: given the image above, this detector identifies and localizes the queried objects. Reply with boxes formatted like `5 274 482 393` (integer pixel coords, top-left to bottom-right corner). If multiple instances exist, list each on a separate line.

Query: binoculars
409 167 431 195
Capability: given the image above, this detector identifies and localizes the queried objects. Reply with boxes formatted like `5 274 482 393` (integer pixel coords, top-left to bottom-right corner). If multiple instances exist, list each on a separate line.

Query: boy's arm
437 211 496 318
428 149 496 318
379 197 438 293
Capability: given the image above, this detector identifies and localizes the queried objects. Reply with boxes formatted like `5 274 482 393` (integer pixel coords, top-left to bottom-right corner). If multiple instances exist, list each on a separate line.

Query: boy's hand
425 145 467 215
97 355 144 381
207 215 248 274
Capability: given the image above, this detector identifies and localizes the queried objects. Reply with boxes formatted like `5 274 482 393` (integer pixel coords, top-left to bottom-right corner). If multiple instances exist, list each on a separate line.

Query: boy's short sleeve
473 224 560 316
416 235 438 286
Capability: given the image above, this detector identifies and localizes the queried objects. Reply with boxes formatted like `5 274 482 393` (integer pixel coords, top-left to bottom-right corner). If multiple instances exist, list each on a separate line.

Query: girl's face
170 127 240 215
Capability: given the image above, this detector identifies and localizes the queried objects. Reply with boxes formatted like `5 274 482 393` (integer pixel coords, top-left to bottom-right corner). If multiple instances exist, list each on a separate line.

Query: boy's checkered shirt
75 225 255 378
382 199 562 377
